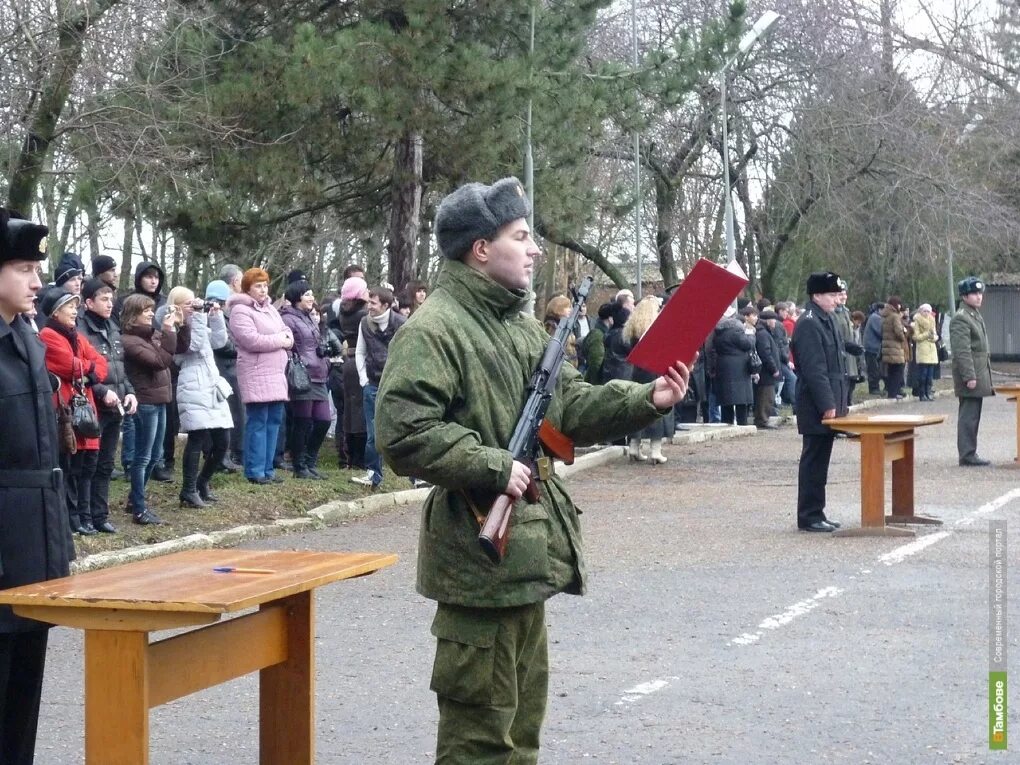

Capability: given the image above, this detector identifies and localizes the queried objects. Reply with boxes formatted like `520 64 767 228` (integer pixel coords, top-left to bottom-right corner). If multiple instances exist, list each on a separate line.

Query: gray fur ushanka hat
435 177 531 260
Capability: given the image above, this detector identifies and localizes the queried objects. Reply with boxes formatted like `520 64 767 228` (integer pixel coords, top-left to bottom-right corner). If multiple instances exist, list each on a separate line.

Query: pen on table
212 567 276 574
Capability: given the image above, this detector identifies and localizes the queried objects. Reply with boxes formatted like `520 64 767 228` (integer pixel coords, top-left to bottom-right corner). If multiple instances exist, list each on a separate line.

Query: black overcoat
791 301 849 435
755 323 782 383
711 318 754 405
0 315 75 632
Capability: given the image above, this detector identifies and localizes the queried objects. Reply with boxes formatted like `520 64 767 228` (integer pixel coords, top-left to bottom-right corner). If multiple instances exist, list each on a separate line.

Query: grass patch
75 439 416 556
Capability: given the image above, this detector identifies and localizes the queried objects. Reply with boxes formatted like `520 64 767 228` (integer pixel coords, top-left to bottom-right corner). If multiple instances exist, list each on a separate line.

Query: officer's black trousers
0 630 48 765
797 433 835 527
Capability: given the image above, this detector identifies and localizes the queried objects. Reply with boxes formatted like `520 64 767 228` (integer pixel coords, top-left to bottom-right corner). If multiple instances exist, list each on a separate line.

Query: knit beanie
205 280 230 302
340 276 368 302
54 252 85 286
91 255 117 277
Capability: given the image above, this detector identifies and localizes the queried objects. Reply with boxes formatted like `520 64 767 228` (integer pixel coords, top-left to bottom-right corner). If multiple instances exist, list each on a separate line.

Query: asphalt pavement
33 391 1019 764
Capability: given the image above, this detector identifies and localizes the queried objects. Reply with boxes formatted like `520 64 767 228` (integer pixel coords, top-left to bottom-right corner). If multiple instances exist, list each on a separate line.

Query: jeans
130 403 166 514
120 412 135 471
779 364 797 404
362 384 382 486
244 401 285 479
91 414 121 524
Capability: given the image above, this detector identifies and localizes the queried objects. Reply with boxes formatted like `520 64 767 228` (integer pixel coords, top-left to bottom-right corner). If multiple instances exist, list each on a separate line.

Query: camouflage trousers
431 601 548 765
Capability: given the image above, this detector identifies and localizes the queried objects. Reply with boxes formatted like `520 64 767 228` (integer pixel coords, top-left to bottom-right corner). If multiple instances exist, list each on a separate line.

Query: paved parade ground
31 390 1018 764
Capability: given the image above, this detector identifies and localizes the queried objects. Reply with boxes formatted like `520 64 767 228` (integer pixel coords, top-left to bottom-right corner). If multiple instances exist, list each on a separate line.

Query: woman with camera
160 286 234 506
121 294 177 524
38 288 109 535
281 280 332 478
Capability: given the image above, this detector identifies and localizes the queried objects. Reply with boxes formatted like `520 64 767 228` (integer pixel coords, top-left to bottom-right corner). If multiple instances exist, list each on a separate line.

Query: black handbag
747 348 763 374
286 353 312 394
69 373 101 439
936 339 950 362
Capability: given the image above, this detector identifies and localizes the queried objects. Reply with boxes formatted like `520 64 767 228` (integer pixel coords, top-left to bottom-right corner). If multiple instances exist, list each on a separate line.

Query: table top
0 549 398 616
993 384 1020 395
822 413 947 434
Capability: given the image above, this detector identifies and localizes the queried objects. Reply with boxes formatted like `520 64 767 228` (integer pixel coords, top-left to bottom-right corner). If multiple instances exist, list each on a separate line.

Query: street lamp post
720 11 781 267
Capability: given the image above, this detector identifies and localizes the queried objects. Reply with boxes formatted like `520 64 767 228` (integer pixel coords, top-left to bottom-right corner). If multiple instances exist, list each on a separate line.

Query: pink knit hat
340 276 368 301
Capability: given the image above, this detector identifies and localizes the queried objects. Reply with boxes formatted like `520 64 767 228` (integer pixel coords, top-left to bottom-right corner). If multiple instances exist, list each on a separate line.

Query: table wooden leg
859 433 886 529
890 437 914 517
1015 399 1020 462
260 590 314 765
85 630 149 765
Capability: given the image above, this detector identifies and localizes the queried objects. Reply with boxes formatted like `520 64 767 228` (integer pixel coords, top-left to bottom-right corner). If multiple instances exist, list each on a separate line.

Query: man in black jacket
790 272 849 532
0 210 76 764
79 278 138 532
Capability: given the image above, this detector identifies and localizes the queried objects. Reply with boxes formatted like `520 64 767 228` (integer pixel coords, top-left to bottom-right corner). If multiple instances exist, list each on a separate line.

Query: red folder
626 258 749 374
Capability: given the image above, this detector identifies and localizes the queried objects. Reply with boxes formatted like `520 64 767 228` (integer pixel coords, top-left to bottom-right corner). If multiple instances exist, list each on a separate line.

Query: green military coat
376 260 665 608
950 304 994 398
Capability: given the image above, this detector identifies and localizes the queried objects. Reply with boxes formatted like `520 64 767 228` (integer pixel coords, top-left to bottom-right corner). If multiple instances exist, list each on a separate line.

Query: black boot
152 460 174 483
197 460 219 503
291 418 316 479
306 421 330 479
179 449 206 508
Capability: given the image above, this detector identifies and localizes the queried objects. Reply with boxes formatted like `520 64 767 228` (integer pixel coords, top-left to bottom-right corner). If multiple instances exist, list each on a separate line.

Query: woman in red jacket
38 288 108 535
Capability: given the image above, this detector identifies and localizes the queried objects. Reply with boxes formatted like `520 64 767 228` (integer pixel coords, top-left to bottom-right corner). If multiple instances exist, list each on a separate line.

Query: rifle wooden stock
538 421 574 464
478 475 540 564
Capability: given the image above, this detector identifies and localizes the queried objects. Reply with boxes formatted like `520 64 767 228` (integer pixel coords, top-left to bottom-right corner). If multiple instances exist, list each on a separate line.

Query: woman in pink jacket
227 268 294 483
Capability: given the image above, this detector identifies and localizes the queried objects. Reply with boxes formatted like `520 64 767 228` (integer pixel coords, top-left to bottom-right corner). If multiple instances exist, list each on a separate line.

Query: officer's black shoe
799 521 835 533
95 521 117 533
959 456 991 466
822 518 842 529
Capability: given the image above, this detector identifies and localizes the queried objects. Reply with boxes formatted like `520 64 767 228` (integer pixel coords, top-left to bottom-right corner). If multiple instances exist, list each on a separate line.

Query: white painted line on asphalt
730 587 843 646
954 487 1020 527
615 678 675 706
877 531 953 566
730 488 1020 647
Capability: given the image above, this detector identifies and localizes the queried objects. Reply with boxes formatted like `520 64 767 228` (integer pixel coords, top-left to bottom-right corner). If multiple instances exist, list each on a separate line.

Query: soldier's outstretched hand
650 360 691 409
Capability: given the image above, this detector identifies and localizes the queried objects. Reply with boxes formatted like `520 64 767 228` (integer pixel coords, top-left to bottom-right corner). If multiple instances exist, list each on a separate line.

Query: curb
73 424 758 573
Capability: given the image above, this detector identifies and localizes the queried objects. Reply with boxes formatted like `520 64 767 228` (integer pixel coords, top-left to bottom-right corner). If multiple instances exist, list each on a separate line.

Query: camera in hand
197 301 218 312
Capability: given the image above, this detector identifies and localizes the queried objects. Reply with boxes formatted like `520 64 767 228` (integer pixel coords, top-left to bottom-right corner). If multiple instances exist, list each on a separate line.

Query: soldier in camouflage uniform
376 177 691 765
950 276 994 466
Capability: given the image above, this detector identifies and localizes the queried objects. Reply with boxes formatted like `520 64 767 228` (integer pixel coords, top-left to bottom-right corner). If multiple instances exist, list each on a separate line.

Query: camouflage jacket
376 260 665 608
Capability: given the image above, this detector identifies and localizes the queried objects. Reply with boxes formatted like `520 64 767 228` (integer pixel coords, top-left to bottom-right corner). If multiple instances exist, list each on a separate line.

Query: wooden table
822 414 946 537
994 384 1020 462
0 549 397 765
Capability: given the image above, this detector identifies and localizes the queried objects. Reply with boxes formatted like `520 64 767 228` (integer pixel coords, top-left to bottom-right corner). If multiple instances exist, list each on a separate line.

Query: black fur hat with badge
0 209 48 266
435 177 532 261
805 271 846 295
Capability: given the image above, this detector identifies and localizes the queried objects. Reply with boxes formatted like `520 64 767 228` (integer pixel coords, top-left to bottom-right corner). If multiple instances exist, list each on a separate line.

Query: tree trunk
85 198 101 265
386 131 423 293
119 206 135 292
7 0 122 213
654 176 680 289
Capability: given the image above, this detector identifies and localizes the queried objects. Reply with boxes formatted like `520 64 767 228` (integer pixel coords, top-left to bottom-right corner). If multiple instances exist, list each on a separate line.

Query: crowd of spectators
36 249 949 535
32 254 429 536
569 284 947 442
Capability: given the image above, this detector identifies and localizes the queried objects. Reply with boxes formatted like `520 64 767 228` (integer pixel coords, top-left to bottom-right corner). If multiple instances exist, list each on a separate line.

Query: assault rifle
478 276 593 564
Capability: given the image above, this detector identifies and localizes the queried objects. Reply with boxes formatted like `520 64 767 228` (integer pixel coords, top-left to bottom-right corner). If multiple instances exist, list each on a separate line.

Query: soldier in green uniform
376 177 690 765
950 276 994 466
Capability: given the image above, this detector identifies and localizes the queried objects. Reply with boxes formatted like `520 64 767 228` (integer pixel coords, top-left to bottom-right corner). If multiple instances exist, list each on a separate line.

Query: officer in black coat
0 210 76 763
790 271 850 532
